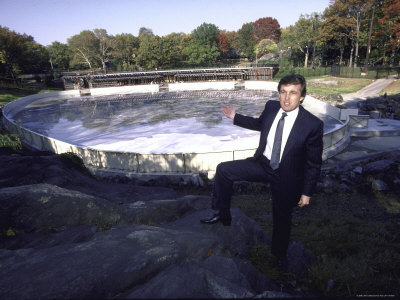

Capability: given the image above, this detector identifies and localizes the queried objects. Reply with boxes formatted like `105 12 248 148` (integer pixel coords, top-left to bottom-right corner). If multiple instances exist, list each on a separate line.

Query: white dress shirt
263 107 299 161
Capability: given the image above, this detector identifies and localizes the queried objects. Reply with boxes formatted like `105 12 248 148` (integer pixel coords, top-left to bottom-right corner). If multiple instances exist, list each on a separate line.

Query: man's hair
278 74 307 98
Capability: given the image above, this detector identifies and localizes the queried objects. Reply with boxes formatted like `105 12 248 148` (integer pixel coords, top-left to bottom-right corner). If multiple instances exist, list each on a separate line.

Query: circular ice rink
8 93 341 154
2 82 351 181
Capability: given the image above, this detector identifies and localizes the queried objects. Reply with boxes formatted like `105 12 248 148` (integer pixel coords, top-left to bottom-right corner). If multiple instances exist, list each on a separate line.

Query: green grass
380 79 400 97
0 87 62 107
0 129 22 151
307 76 374 97
239 189 400 297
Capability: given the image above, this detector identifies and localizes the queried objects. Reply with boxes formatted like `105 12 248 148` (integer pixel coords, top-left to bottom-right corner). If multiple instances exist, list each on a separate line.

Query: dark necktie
270 112 287 170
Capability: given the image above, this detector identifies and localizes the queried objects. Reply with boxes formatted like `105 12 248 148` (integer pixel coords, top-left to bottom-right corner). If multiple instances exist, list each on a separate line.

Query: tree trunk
364 5 375 73
389 48 395 67
102 61 107 74
304 49 309 68
354 12 360 68
348 45 354 67
311 14 318 69
339 47 344 66
77 48 92 70
6 62 19 87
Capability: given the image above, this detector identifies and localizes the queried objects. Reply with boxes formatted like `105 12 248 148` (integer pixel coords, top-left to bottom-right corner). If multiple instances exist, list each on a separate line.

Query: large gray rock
0 183 122 233
0 209 279 300
0 151 181 203
124 256 257 298
0 150 315 299
363 159 394 174
0 183 210 235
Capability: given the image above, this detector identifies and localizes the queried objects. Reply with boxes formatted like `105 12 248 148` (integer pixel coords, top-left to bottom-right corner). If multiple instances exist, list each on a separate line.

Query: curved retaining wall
2 82 356 181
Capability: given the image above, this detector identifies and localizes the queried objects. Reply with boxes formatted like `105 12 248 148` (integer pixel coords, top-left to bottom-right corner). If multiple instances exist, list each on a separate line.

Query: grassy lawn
306 76 375 98
0 88 62 107
381 78 400 96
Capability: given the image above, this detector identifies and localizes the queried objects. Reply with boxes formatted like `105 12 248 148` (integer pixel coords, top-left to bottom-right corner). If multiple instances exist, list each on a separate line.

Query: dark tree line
1 0 399 82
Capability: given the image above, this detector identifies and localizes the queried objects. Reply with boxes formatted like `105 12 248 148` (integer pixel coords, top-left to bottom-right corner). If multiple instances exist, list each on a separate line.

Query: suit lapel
263 102 279 133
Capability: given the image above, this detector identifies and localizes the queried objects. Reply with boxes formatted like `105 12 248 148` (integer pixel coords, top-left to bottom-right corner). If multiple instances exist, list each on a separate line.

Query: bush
0 132 22 151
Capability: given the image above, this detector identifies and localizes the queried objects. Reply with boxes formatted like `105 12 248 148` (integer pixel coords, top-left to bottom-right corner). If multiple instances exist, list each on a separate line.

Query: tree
377 0 400 66
183 42 219 66
311 13 320 68
0 26 49 84
252 17 281 43
47 41 70 71
68 30 99 71
238 22 255 60
0 26 27 82
281 16 314 67
136 34 162 69
218 30 230 58
184 23 220 66
225 31 239 58
191 23 219 47
321 5 349 66
364 2 376 72
112 33 139 71
93 29 114 73
321 0 387 69
138 27 154 37
161 33 185 68
255 39 278 57
21 41 50 74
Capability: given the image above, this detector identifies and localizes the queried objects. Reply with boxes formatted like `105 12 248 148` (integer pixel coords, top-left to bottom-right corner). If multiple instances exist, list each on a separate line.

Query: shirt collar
278 106 299 118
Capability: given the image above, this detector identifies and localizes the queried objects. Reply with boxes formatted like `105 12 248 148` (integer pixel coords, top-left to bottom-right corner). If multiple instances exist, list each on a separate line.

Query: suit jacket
233 100 324 206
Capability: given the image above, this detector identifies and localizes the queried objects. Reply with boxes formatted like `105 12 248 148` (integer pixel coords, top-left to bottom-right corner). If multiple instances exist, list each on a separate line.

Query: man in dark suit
200 74 324 269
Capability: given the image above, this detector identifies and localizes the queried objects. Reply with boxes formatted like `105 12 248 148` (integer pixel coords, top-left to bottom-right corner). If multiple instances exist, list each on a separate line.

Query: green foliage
137 35 163 69
2 2 400 76
68 30 100 70
255 39 278 56
191 23 219 47
59 152 90 175
47 41 71 70
0 26 50 80
112 33 140 71
238 23 255 60
0 132 22 151
183 43 220 66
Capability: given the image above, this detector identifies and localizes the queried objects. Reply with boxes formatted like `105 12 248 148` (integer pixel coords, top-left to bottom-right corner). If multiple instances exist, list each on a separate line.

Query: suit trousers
212 156 294 259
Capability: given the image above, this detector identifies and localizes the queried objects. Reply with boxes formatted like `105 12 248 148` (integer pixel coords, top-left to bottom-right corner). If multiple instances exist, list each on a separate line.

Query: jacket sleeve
232 102 270 131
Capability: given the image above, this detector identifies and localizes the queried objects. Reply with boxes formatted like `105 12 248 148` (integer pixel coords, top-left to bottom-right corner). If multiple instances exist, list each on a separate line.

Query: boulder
0 209 287 300
363 159 393 174
0 149 316 299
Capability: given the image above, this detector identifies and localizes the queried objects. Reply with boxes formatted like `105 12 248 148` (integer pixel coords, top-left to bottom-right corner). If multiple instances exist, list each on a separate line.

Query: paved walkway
324 77 400 169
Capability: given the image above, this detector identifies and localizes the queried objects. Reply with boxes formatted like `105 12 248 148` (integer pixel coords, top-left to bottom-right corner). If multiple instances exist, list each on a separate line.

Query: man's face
278 84 304 112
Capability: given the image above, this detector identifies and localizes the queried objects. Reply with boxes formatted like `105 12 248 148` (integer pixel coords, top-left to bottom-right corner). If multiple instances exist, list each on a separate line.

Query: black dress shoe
200 213 231 226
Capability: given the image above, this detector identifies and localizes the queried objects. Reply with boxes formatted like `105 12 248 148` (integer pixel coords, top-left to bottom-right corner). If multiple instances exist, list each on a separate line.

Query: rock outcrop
0 149 314 299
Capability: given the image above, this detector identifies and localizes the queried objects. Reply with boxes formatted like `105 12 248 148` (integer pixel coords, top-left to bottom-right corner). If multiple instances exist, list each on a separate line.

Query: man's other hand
222 106 236 119
298 195 310 207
